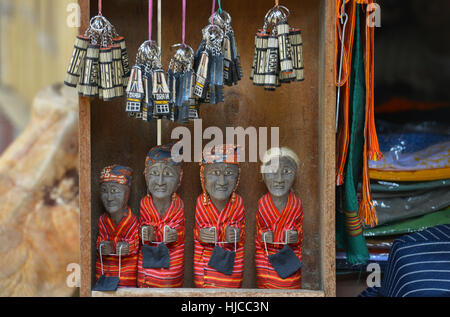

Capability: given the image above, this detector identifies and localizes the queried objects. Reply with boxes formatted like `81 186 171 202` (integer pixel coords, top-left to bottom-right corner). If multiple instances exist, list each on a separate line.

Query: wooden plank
92 288 324 297
78 0 91 298
318 0 336 297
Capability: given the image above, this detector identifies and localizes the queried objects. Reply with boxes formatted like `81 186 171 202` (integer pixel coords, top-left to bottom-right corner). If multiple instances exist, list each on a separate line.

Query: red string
98 0 102 15
149 0 153 44
182 0 186 46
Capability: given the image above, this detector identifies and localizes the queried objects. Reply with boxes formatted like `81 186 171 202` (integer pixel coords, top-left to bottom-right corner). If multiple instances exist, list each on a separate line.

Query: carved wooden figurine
94 165 139 291
193 144 245 288
137 144 185 288
255 147 303 289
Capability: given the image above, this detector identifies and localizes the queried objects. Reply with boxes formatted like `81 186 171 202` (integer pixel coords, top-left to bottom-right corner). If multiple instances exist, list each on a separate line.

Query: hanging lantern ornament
65 2 130 101
250 2 304 90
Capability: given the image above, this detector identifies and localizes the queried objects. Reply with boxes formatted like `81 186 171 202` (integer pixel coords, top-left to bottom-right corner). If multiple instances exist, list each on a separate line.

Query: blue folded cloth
359 224 450 297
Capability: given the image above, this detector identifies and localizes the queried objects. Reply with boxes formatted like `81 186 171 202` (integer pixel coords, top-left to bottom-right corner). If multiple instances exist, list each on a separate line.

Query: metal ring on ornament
136 40 161 64
172 44 194 64
89 15 109 33
264 5 290 26
202 23 224 45
171 43 193 55
208 10 231 29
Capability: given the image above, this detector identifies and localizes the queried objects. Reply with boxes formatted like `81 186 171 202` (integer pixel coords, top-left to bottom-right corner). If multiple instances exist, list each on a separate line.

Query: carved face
100 182 129 215
204 163 239 202
145 162 181 200
263 156 297 198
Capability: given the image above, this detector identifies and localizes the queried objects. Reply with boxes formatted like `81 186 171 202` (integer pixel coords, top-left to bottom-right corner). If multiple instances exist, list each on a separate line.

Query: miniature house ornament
255 147 303 289
193 144 245 288
93 165 139 291
137 144 185 288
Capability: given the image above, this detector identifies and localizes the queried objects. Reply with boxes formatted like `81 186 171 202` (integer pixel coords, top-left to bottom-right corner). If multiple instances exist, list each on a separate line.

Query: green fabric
371 187 450 226
337 6 369 264
364 207 450 237
365 179 450 193
336 207 346 250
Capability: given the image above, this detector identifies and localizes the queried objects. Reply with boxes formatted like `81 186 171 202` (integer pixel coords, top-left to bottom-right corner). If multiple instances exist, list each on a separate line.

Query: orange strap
334 0 351 88
359 1 381 227
364 2 382 162
335 0 356 186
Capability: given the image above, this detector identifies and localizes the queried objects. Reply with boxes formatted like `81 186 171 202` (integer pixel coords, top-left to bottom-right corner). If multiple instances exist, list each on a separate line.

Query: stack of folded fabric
363 111 450 244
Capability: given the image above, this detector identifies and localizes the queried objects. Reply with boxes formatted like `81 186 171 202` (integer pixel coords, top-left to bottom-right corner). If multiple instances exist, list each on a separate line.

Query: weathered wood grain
92 288 325 297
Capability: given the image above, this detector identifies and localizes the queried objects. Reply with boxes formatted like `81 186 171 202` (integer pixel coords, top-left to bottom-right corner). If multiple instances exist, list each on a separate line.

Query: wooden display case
79 0 336 297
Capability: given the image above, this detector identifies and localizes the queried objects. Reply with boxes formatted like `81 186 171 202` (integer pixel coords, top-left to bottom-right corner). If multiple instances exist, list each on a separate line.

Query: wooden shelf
92 288 325 297
79 0 336 297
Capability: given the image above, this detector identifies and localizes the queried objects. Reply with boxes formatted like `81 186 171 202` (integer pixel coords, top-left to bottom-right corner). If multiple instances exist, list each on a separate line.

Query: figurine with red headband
93 165 139 291
193 144 245 288
137 144 185 288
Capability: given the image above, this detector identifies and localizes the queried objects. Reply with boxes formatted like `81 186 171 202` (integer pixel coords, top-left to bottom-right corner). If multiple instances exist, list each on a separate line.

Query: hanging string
182 0 186 46
98 0 102 15
211 0 216 26
149 0 153 44
275 0 279 7
218 0 223 14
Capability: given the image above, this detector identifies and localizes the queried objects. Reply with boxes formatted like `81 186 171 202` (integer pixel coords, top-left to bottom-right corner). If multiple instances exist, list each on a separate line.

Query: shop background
0 0 79 297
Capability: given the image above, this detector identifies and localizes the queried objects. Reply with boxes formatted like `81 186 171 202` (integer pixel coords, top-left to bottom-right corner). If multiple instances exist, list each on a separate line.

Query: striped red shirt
137 193 185 288
193 194 245 288
95 208 139 288
255 191 303 289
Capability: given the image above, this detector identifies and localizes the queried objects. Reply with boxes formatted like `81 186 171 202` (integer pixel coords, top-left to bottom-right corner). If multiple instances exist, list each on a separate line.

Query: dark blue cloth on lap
92 275 120 292
142 243 170 269
208 245 236 276
268 245 302 279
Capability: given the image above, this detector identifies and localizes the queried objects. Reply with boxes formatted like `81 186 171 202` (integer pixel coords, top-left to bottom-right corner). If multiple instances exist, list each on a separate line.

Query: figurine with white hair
256 147 304 289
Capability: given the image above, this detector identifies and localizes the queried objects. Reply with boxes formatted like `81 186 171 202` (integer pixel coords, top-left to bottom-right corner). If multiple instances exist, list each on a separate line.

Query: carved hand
225 226 240 243
99 241 113 255
286 230 299 244
116 241 129 255
141 225 155 242
164 226 178 243
262 231 274 244
199 227 216 244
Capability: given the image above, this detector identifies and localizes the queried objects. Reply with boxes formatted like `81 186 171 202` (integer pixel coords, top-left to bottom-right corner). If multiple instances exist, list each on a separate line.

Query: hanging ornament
193 0 242 106
251 2 304 90
125 0 171 122
126 40 170 122
208 8 243 86
64 1 130 101
166 0 200 123
168 45 199 123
